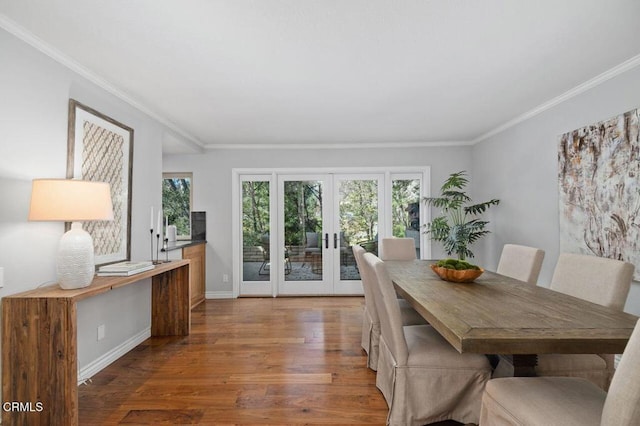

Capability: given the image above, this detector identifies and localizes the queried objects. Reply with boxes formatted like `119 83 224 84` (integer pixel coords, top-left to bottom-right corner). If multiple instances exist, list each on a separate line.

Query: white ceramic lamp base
56 222 95 289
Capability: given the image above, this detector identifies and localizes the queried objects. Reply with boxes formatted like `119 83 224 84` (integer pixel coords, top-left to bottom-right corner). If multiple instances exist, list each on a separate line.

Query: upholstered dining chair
364 252 492 425
532 253 635 390
379 237 417 261
353 245 426 371
496 243 545 285
480 318 640 426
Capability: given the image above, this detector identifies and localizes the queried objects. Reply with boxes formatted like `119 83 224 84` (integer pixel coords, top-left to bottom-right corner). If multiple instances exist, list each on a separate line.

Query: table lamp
29 179 114 289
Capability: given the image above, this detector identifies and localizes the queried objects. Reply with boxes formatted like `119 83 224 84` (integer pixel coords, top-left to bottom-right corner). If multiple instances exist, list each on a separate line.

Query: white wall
163 145 472 294
472 64 640 316
0 28 171 378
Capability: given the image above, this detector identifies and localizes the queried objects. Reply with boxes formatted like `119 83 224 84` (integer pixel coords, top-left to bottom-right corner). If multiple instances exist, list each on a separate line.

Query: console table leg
151 265 190 336
2 298 78 426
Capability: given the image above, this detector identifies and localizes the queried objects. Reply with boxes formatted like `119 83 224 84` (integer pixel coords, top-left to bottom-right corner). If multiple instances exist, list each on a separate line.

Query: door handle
334 233 338 249
324 233 329 249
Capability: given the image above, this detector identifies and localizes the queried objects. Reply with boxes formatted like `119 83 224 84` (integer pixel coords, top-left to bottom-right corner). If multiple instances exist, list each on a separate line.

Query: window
391 176 422 258
162 172 192 239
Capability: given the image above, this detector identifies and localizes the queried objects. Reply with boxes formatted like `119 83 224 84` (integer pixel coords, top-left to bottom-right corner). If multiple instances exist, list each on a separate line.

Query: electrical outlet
97 324 106 341
223 274 229 283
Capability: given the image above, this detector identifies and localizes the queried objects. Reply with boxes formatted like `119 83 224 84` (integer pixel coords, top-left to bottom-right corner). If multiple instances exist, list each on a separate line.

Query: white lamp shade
29 179 114 221
29 179 114 289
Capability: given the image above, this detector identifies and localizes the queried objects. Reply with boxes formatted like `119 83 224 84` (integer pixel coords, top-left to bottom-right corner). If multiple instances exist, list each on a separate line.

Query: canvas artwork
558 107 640 280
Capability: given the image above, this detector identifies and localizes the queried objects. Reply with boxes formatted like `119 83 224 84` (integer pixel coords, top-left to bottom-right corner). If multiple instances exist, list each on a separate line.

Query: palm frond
440 171 469 192
423 197 454 210
464 199 500 215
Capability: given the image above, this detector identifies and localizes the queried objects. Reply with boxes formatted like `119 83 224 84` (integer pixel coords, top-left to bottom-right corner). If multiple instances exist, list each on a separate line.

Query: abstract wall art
67 99 134 266
558 107 640 280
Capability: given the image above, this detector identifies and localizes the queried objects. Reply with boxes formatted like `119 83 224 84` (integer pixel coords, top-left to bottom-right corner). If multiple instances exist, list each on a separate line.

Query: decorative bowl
430 264 484 283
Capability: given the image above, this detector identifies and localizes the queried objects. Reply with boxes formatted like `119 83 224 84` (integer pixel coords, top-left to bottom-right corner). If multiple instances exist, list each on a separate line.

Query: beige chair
353 245 426 371
535 253 634 389
496 243 545 284
550 253 633 311
379 237 417 261
480 319 640 426
364 252 491 425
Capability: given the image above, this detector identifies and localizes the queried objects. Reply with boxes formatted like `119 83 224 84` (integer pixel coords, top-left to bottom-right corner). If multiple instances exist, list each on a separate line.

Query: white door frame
232 166 430 298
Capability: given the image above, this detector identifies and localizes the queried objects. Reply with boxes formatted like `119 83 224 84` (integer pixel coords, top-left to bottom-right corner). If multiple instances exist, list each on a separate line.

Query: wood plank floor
78 297 463 425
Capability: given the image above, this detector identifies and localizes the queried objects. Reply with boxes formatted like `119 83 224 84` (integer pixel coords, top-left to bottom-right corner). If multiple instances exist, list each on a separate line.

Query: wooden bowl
430 264 484 283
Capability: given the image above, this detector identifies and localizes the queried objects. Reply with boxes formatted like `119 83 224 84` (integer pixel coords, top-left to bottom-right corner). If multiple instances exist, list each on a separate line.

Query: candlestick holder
164 238 169 262
149 229 154 263
154 233 161 264
151 234 171 265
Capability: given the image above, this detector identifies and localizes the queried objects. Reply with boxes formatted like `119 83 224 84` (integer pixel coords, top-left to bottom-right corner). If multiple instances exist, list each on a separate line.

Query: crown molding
0 13 204 151
204 140 474 150
472 53 640 144
4 12 639 152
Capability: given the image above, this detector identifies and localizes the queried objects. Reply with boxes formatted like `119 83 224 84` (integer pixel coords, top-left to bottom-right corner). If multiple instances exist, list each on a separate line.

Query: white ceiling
2 1 640 153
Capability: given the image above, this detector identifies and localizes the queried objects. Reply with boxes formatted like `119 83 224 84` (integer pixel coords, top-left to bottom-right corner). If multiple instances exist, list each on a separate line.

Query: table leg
512 354 538 377
151 264 190 336
496 354 538 377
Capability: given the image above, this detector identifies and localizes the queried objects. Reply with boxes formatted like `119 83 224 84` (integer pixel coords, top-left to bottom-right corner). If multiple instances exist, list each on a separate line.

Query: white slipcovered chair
496 243 545 285
533 253 634 389
353 245 425 371
480 318 640 426
379 237 417 261
364 252 492 425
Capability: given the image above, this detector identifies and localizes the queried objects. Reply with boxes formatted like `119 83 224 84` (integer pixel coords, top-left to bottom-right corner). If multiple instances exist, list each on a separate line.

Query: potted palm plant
424 171 499 282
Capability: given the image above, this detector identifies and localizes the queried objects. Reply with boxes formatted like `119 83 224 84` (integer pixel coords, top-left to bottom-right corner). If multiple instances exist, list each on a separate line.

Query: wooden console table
2 259 191 426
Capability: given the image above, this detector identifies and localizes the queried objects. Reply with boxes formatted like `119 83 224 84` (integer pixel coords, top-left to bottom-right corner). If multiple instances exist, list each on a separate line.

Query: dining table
385 259 639 376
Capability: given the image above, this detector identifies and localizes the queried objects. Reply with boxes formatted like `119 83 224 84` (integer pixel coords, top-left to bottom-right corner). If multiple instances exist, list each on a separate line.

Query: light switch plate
0 266 4 288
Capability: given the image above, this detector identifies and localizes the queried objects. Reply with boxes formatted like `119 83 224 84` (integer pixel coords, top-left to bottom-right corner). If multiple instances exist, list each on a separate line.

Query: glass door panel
278 175 332 295
391 177 422 259
334 174 384 294
240 177 274 296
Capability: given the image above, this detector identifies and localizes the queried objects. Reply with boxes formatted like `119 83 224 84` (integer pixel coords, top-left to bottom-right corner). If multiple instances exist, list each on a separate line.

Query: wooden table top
4 259 190 303
386 260 638 355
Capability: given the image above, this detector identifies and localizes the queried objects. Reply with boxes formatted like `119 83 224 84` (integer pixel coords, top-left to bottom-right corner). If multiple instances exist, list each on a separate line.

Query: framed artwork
558 107 640 279
67 99 134 266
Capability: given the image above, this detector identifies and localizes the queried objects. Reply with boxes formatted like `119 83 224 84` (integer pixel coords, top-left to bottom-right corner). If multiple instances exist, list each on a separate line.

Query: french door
237 168 428 297
277 174 383 295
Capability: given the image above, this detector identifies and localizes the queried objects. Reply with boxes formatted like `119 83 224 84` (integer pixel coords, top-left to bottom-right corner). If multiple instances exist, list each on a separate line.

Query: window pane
162 175 192 237
392 179 420 257
284 180 323 282
242 181 271 281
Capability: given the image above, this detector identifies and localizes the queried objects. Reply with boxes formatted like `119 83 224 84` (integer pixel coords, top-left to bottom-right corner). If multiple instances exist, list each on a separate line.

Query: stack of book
97 261 155 276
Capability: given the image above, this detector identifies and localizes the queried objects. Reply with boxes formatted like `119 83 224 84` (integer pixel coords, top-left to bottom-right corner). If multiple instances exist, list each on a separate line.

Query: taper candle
157 210 162 236
150 206 154 230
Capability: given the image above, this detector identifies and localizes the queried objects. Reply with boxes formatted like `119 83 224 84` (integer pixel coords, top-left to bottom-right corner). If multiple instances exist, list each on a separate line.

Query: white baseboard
77 327 151 385
206 290 234 299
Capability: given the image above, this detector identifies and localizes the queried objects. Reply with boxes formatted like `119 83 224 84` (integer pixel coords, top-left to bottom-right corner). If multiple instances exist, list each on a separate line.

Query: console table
2 259 191 426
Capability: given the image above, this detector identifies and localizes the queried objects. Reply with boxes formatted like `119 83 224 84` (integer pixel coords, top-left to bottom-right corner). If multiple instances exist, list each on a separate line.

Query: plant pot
430 264 484 283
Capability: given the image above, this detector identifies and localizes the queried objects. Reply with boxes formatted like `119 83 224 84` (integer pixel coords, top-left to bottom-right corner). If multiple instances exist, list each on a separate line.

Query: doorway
236 168 429 297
